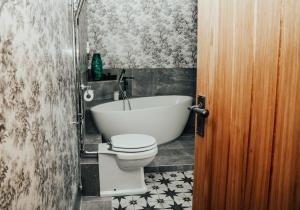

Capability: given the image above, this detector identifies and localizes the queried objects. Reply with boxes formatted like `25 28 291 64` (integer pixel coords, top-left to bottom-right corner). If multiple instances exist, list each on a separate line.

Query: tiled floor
112 171 193 210
81 197 112 210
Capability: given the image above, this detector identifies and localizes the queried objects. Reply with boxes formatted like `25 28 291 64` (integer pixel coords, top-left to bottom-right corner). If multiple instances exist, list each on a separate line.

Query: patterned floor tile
183 171 193 178
168 182 192 193
173 193 192 207
162 171 185 181
150 173 164 182
148 194 174 209
112 171 193 210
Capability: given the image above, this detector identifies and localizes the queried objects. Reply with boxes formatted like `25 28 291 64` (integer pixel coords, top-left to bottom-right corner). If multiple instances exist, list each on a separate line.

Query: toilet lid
111 134 157 152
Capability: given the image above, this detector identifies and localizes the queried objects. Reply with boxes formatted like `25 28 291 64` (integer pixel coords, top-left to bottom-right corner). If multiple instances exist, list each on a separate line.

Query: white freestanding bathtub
90 95 193 145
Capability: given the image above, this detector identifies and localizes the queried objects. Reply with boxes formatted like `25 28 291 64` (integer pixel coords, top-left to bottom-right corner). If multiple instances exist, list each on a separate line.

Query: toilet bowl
98 134 158 197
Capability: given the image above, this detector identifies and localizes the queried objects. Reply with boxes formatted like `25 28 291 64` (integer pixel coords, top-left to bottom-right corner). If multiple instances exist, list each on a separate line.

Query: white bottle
114 91 119 101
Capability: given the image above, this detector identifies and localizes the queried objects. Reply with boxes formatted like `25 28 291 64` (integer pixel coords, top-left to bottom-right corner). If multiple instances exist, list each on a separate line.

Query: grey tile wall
132 68 196 97
88 80 132 101
86 68 195 101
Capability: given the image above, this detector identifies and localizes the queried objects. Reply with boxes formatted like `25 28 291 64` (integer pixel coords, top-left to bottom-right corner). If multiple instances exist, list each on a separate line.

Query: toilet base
100 185 147 197
98 144 148 197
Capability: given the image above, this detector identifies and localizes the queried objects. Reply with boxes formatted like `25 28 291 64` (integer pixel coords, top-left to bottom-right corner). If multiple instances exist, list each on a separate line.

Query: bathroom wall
88 0 197 69
0 0 78 209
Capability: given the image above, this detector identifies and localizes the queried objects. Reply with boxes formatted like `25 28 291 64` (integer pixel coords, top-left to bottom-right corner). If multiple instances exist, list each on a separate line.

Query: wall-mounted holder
80 84 91 90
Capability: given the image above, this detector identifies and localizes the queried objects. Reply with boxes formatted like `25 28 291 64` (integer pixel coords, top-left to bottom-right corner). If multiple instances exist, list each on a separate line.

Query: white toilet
98 134 158 197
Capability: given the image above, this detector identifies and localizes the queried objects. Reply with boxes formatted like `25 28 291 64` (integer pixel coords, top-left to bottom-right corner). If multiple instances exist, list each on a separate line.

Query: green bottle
91 53 103 80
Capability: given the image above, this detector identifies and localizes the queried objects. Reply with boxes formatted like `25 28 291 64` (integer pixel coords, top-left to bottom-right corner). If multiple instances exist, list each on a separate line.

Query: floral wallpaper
78 0 89 75
0 0 78 209
88 0 197 69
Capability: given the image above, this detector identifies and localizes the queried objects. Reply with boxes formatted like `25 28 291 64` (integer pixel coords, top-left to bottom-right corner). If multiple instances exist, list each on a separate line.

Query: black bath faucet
118 69 134 92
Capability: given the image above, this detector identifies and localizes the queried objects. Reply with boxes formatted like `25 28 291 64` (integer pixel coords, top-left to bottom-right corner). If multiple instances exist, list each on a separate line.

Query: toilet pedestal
98 144 147 197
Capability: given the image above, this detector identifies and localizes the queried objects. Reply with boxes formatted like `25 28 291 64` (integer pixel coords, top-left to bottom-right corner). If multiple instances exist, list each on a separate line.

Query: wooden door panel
269 1 300 209
194 0 255 209
225 0 254 209
243 0 282 209
194 0 219 209
209 1 234 209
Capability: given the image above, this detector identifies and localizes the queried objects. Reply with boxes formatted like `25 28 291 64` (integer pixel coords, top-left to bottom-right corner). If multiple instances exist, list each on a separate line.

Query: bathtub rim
90 95 193 113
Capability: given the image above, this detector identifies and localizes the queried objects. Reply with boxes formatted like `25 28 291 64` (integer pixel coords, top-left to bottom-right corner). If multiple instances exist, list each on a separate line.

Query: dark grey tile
80 157 98 164
85 110 99 135
152 68 196 97
87 79 132 101
85 99 112 109
81 199 112 210
85 144 98 152
184 148 195 156
182 147 195 154
144 165 194 173
183 113 195 134
85 133 102 144
81 164 100 196
176 134 194 141
81 196 112 202
103 68 133 79
167 157 194 165
146 133 194 169
180 139 194 147
158 141 184 150
158 149 190 157
154 154 188 165
132 69 155 97
81 196 112 210
131 68 196 97
88 80 115 100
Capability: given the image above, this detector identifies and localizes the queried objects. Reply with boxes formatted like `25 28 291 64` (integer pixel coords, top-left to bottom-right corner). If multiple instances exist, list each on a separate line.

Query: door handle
188 95 209 137
188 105 209 117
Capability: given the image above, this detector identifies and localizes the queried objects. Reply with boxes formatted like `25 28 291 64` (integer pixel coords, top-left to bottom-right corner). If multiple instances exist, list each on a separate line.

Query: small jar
114 91 119 101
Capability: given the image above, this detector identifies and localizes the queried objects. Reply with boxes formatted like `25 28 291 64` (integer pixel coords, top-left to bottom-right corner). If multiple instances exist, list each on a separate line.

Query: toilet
98 134 158 197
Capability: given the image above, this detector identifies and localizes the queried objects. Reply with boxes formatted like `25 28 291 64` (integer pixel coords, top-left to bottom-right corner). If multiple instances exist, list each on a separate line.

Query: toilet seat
113 144 157 153
116 147 158 160
111 134 157 153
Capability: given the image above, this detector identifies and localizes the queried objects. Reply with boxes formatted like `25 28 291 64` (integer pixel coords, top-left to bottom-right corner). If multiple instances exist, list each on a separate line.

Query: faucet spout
117 69 132 111
118 69 126 84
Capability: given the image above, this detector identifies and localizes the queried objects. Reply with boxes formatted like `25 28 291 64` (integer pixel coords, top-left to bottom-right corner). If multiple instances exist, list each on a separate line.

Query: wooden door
268 1 300 209
193 0 300 210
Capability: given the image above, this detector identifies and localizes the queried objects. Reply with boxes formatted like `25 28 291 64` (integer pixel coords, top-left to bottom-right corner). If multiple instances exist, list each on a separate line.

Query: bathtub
90 95 193 145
